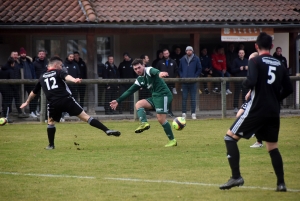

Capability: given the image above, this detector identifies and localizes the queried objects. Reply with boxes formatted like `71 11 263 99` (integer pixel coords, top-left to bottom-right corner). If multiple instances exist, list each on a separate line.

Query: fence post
133 91 139 120
296 73 300 109
221 80 226 118
40 90 46 123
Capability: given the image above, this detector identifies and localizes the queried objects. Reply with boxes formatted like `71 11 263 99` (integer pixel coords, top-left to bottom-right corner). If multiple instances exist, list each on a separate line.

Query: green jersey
116 67 172 103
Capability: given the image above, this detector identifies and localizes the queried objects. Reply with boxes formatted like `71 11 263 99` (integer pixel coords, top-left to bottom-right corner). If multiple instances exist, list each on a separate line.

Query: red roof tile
0 0 299 25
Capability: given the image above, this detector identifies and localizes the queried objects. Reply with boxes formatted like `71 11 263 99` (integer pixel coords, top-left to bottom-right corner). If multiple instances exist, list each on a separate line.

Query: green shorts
146 94 173 114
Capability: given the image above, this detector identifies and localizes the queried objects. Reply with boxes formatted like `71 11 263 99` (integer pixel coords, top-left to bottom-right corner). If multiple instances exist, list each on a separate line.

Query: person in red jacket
211 45 232 95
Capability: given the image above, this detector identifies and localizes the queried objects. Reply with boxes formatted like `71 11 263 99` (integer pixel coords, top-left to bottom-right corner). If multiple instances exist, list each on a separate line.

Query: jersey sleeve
116 83 140 103
242 58 258 90
147 67 160 76
60 68 69 80
32 81 42 94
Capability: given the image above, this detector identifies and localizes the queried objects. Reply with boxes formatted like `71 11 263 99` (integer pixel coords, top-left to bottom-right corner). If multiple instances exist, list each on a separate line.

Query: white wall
273 33 289 66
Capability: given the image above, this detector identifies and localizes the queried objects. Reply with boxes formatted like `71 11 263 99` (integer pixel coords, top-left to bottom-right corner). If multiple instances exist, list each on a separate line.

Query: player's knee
224 134 238 142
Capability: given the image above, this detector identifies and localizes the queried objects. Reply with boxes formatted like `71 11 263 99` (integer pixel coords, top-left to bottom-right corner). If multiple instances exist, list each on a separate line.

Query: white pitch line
104 177 300 192
0 172 95 179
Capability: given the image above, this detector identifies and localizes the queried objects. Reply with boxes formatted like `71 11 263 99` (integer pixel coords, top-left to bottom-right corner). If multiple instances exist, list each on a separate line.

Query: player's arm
242 58 258 89
20 82 40 108
115 83 140 103
280 70 293 101
65 75 82 83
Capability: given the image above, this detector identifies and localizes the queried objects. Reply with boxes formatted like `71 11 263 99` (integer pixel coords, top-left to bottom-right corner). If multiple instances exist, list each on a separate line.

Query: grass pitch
0 117 299 201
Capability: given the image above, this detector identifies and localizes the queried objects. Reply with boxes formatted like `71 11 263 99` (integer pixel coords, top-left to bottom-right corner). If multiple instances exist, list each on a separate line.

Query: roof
0 0 299 26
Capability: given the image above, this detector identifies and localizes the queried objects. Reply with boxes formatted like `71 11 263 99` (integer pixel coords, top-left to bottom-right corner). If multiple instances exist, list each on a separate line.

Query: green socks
162 121 174 140
137 108 148 122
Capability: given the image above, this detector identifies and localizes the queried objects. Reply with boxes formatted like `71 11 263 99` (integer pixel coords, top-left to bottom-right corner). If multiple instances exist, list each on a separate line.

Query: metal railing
0 76 299 121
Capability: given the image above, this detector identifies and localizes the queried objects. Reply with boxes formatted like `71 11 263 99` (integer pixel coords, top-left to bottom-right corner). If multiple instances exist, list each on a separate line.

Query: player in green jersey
110 59 177 147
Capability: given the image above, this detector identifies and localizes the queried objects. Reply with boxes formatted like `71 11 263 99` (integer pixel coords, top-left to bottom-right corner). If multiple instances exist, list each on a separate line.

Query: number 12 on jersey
267 66 276 84
44 77 58 90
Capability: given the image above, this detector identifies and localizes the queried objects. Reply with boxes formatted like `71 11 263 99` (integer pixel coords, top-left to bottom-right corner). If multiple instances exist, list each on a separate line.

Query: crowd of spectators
0 43 291 121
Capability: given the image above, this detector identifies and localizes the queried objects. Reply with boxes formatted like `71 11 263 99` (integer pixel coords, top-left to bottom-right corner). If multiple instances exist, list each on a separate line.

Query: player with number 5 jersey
219 32 293 192
20 56 120 150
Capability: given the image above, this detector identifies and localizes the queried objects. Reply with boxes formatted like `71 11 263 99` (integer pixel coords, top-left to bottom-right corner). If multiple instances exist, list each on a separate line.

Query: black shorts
230 115 280 142
47 96 83 122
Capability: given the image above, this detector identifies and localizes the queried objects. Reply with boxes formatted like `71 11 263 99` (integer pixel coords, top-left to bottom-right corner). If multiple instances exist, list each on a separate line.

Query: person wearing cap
178 46 202 119
74 51 87 108
118 52 135 114
19 47 38 118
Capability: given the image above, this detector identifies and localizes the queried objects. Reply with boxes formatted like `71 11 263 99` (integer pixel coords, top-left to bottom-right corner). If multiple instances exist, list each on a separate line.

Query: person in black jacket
0 62 13 121
151 50 163 68
19 47 38 117
273 47 289 74
231 49 248 113
118 52 135 114
8 53 28 118
103 55 120 115
200 47 213 94
33 50 48 117
74 51 87 108
156 49 178 117
64 53 81 101
171 46 184 67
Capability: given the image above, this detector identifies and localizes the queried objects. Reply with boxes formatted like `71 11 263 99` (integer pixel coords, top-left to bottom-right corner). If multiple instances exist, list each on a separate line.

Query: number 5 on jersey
267 66 276 84
44 77 58 90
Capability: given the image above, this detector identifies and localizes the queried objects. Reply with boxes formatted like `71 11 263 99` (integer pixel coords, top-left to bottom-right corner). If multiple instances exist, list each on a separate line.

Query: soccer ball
0 117 7 126
172 117 186 131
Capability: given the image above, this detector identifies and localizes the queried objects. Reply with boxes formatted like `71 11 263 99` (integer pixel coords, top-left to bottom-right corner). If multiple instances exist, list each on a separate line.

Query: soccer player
110 58 177 147
20 56 120 150
219 32 293 191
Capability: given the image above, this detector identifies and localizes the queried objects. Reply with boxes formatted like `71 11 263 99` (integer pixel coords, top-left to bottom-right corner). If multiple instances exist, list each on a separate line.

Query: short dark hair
275 47 282 51
49 56 63 63
140 54 148 59
108 55 114 59
73 51 80 55
38 49 47 54
256 32 272 50
132 58 144 66
162 48 169 53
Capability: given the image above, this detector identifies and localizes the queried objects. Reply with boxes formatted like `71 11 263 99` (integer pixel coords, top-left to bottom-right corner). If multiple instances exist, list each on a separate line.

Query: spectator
237 43 249 58
178 46 202 119
157 49 178 117
19 47 38 117
74 51 87 108
140 54 153 116
200 47 213 94
118 52 135 114
231 49 248 113
273 47 289 74
226 43 238 75
33 50 48 116
103 55 119 115
140 54 150 67
97 54 105 77
64 53 81 101
211 45 232 95
8 54 28 118
0 62 13 121
152 50 163 68
171 46 184 67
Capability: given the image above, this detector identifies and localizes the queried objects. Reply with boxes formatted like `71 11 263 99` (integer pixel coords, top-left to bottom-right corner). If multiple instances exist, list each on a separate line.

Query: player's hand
20 102 28 109
245 66 248 70
109 100 118 110
159 72 169 78
74 78 82 83
240 66 244 70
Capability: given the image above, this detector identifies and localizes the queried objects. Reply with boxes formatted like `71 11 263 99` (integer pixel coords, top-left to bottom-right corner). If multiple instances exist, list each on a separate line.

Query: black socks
224 135 240 179
47 124 56 146
88 117 108 132
269 148 285 185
